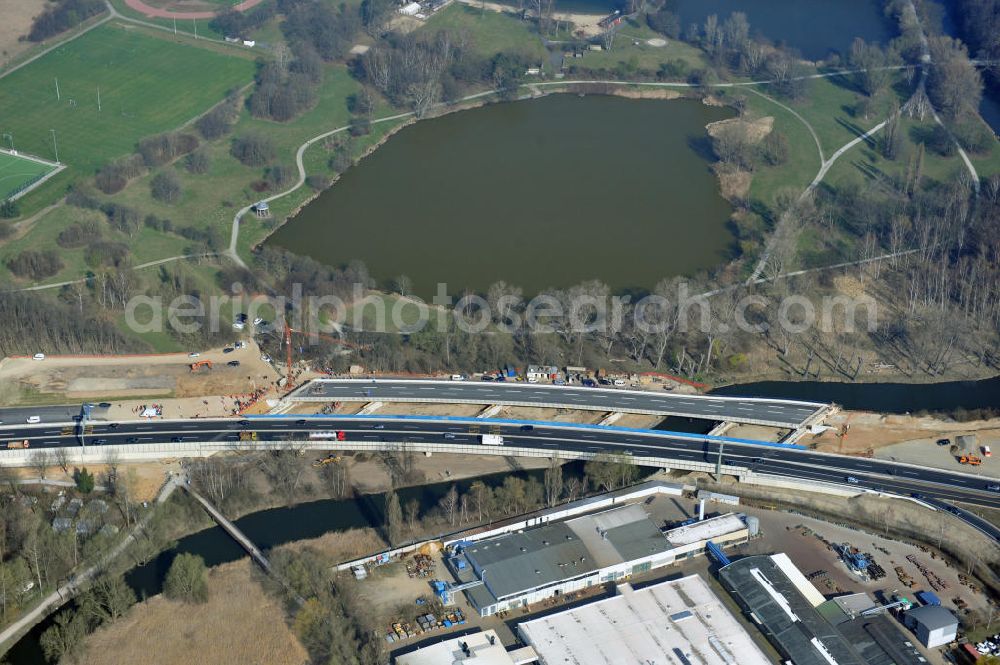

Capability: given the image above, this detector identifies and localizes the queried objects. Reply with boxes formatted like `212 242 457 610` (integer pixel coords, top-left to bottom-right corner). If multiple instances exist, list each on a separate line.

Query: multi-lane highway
287 379 830 428
2 416 997 511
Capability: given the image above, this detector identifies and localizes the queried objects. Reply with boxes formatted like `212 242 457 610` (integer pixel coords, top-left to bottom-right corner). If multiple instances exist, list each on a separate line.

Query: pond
267 94 736 298
667 0 895 61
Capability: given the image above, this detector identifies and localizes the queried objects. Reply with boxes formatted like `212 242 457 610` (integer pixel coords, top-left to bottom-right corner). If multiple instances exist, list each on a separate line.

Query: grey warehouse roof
906 605 958 631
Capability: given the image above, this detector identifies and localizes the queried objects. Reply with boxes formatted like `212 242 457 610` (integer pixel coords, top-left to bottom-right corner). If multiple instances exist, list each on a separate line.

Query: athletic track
122 0 266 20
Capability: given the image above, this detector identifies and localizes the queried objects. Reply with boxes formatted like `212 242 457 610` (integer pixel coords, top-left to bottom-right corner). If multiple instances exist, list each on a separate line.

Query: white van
32 353 45 361
26 416 41 424
450 374 465 381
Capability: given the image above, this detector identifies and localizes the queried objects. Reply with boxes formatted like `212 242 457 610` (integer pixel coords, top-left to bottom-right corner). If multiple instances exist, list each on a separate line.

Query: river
3 466 582 664
712 375 1000 415
267 94 735 298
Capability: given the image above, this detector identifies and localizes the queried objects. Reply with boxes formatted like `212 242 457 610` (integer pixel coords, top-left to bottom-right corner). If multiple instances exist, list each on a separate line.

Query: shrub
0 199 20 219
95 154 145 194
6 250 64 280
84 240 130 268
185 150 211 174
150 170 182 204
137 132 199 168
57 220 102 248
164 553 209 603
231 134 276 167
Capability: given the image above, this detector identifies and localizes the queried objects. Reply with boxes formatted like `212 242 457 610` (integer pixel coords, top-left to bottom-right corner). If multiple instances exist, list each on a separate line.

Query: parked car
223 347 234 354
227 360 241 367
554 378 566 385
32 353 45 361
253 317 264 325
613 378 626 386
450 374 465 381
188 352 200 358
581 379 596 387
936 438 950 446
260 354 272 363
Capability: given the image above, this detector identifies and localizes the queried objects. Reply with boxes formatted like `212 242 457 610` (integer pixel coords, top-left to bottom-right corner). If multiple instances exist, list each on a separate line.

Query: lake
267 95 736 298
667 0 894 61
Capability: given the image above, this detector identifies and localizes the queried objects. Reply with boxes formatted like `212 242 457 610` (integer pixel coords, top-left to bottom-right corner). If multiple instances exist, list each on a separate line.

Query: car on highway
125 437 138 443
444 433 456 439
171 436 182 442
296 419 307 426
520 425 534 431
26 416 40 424
988 484 1000 492
109 422 119 429
94 438 108 445
845 476 860 484
372 424 385 430
32 353 45 361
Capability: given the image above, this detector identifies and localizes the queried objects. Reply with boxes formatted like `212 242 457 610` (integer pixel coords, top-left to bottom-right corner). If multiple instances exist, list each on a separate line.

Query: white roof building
518 575 771 665
394 630 537 665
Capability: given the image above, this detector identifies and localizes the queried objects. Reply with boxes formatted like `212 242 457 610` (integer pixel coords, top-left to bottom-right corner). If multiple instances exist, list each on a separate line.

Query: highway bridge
286 379 831 429
0 415 997 512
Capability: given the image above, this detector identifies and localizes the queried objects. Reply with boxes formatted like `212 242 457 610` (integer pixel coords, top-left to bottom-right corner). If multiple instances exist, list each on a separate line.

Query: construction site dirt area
16 460 177 503
0 344 280 406
811 410 1000 475
79 559 308 665
742 508 991 615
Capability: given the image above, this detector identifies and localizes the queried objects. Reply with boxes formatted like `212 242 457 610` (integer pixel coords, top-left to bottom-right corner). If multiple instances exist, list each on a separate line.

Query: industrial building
720 553 869 665
445 504 751 616
721 554 936 665
394 630 537 665
518 575 772 665
904 605 958 648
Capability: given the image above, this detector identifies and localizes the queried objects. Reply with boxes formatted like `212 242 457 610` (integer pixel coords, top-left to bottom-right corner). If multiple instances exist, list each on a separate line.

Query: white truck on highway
480 434 504 446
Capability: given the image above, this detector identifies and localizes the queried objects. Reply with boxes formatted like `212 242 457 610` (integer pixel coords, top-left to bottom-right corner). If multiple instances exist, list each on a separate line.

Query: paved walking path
0 474 182 650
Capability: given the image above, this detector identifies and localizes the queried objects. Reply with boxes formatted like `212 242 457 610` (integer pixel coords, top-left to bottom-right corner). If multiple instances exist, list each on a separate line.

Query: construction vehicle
6 440 29 449
239 431 258 441
190 360 213 372
312 454 341 468
959 455 983 466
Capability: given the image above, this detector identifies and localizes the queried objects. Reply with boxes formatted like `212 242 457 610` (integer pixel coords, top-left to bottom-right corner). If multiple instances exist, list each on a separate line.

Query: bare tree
54 447 71 476
28 451 52 480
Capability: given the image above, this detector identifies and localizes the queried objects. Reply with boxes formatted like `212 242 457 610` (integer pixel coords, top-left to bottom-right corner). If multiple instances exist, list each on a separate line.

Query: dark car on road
125 437 138 443
94 439 108 445
171 436 182 442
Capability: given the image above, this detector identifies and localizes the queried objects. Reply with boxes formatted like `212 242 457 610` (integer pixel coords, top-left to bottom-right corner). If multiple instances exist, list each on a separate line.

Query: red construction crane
280 322 370 389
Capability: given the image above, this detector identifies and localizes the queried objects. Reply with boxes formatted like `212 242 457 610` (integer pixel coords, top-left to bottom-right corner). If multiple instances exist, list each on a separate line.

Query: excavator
312 454 341 468
190 360 213 372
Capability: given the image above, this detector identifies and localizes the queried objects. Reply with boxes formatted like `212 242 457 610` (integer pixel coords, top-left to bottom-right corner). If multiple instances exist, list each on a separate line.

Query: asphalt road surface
2 416 998 512
290 379 829 428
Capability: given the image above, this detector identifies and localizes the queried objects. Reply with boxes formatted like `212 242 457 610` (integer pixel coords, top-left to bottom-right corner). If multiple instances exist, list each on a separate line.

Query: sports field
0 21 255 178
0 151 56 201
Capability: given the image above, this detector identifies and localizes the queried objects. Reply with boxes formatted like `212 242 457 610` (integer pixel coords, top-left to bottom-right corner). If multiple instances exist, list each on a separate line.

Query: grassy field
0 21 255 189
80 559 309 665
420 4 548 62
0 150 56 200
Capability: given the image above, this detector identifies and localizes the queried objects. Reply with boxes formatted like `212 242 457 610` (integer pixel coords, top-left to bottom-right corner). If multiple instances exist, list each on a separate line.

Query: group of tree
270 547 385 665
94 132 199 195
28 0 104 41
40 574 136 663
360 31 533 115
0 292 138 356
382 457 639 545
